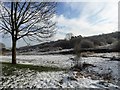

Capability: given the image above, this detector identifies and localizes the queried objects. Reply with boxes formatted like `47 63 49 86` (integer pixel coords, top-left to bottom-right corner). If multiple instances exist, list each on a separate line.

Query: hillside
17 31 120 53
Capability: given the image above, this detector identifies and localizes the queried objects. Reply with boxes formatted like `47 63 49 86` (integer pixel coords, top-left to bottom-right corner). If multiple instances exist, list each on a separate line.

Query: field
0 52 120 89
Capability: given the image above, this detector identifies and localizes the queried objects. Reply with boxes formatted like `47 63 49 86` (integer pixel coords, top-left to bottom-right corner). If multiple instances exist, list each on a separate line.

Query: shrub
80 39 94 49
106 38 116 44
111 40 120 50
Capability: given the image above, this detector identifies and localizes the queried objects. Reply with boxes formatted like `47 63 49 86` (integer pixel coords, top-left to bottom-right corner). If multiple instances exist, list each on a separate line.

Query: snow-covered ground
0 55 74 68
1 69 119 89
89 52 119 58
1 52 120 88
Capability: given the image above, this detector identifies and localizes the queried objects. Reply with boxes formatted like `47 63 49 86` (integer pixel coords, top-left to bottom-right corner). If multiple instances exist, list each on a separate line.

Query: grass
1 62 66 76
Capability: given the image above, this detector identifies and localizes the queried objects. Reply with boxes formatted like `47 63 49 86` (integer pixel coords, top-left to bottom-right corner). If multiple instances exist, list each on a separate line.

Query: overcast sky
0 1 118 48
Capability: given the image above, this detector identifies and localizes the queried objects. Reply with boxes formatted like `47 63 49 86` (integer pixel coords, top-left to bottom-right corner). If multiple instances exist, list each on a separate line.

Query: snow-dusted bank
1 53 120 89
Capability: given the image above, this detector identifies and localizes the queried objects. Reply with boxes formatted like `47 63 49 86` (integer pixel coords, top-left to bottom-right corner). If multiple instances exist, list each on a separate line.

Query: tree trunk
12 39 16 64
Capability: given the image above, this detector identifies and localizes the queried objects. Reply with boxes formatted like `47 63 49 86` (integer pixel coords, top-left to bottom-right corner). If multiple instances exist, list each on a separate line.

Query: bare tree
65 33 73 40
74 42 81 67
0 1 56 64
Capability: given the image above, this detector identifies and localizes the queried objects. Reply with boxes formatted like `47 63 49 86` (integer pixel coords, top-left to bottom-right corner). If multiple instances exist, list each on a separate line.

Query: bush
106 38 116 44
80 39 94 49
111 40 120 50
